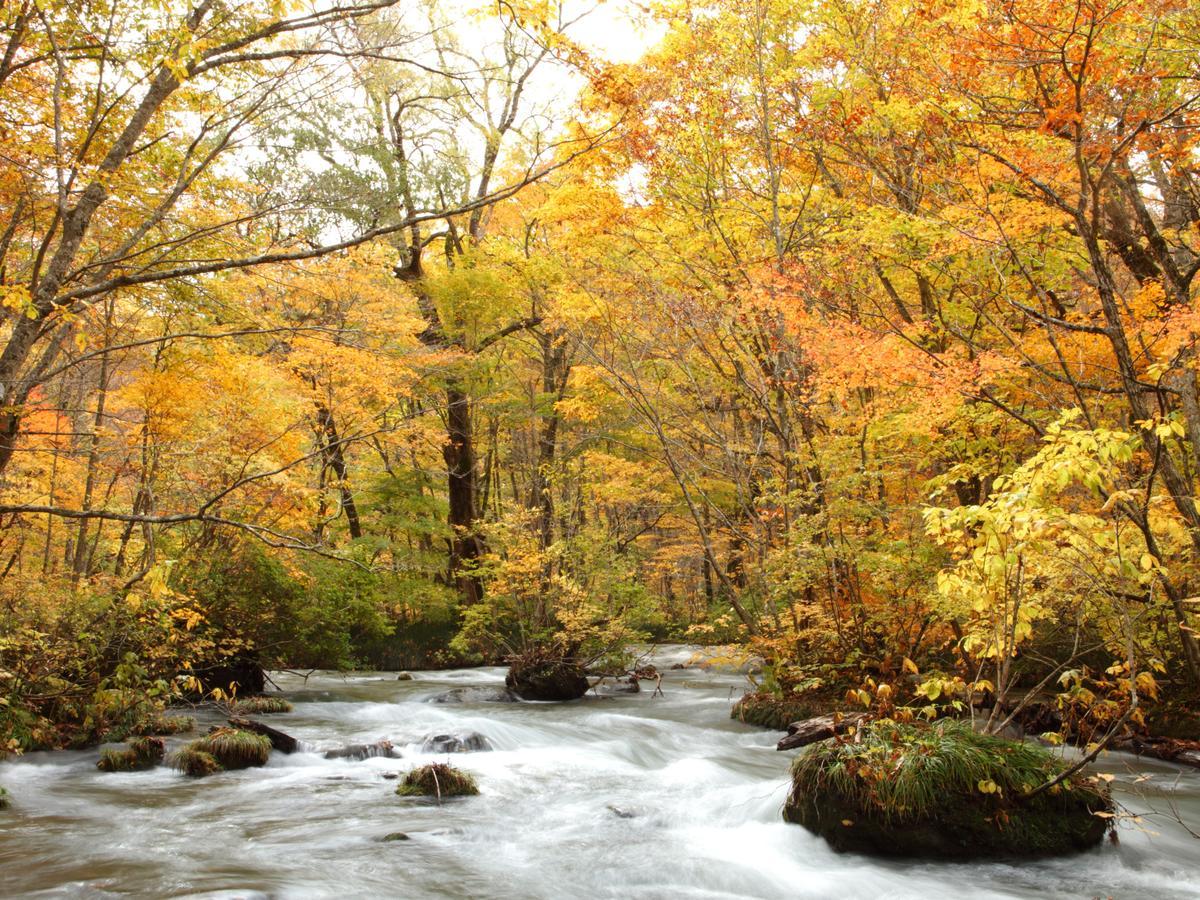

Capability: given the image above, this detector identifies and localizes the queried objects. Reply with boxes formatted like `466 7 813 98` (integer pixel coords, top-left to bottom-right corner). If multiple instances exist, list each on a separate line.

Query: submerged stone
783 720 1113 859
420 731 492 754
426 687 517 704
324 740 399 761
381 832 411 842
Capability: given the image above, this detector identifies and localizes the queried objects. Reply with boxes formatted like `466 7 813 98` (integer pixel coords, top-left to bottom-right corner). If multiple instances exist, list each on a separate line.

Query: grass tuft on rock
97 736 165 772
190 727 271 769
229 696 293 715
170 748 223 777
785 719 1113 858
136 714 196 736
395 763 479 799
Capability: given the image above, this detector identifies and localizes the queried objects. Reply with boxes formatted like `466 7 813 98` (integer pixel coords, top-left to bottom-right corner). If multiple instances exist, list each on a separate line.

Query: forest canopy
2 0 1200 754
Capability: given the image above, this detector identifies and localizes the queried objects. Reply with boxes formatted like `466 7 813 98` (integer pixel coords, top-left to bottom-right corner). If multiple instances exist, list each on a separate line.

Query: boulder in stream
0 786 10 809
419 731 493 753
783 719 1113 859
426 686 517 704
505 654 589 702
324 740 399 761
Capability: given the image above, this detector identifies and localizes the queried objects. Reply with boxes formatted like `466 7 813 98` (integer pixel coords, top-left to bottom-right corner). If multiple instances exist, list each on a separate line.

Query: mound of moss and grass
395 763 479 799
229 696 293 715
167 727 271 777
97 737 166 772
783 719 1112 859
732 691 837 731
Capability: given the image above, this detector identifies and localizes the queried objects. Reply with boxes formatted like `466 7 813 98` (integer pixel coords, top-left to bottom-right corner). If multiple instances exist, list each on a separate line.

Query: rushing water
2 645 1199 899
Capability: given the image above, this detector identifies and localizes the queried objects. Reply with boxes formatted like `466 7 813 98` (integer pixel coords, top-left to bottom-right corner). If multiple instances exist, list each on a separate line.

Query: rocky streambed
1 646 1199 899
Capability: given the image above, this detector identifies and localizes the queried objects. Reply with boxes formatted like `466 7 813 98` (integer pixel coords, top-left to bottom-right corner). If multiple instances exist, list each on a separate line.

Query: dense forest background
2 0 1199 754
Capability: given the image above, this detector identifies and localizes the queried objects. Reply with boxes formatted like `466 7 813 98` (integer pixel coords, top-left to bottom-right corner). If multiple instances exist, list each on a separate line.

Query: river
2 646 1199 899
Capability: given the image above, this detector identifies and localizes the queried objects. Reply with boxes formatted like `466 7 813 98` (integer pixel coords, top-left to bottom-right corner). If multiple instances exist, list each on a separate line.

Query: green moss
189 728 271 769
784 719 1113 858
395 763 479 799
0 786 10 809
732 691 834 731
96 736 165 772
230 696 293 715
170 748 223 777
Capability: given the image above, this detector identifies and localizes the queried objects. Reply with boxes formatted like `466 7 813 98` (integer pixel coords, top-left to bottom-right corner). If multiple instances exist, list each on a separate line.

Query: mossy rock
170 748 223 778
229 696 293 715
136 714 196 736
395 763 479 799
188 728 271 770
783 720 1112 859
506 656 588 701
0 786 10 809
97 737 165 772
732 691 834 731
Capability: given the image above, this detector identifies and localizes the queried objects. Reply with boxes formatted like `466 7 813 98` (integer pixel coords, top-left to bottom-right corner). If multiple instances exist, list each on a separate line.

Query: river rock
228 716 299 753
593 677 640 696
776 713 869 751
425 687 518 704
420 731 493 753
381 832 410 842
784 720 1113 859
505 657 589 702
324 740 400 761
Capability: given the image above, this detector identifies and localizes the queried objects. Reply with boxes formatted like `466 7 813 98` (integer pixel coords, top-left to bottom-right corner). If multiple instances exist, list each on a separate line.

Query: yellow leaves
0 285 36 318
977 778 1001 795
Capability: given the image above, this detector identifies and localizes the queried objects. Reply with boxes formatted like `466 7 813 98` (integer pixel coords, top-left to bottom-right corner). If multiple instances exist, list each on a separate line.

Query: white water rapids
2 645 1199 899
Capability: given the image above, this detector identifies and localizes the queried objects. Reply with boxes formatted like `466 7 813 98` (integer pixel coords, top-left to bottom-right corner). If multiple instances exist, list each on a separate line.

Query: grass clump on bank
229 696 293 715
96 736 165 772
784 719 1112 858
395 763 479 799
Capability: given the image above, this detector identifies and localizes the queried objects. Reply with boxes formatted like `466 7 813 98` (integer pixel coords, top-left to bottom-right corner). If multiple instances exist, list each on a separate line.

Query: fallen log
1111 735 1200 770
776 713 870 751
228 716 299 754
